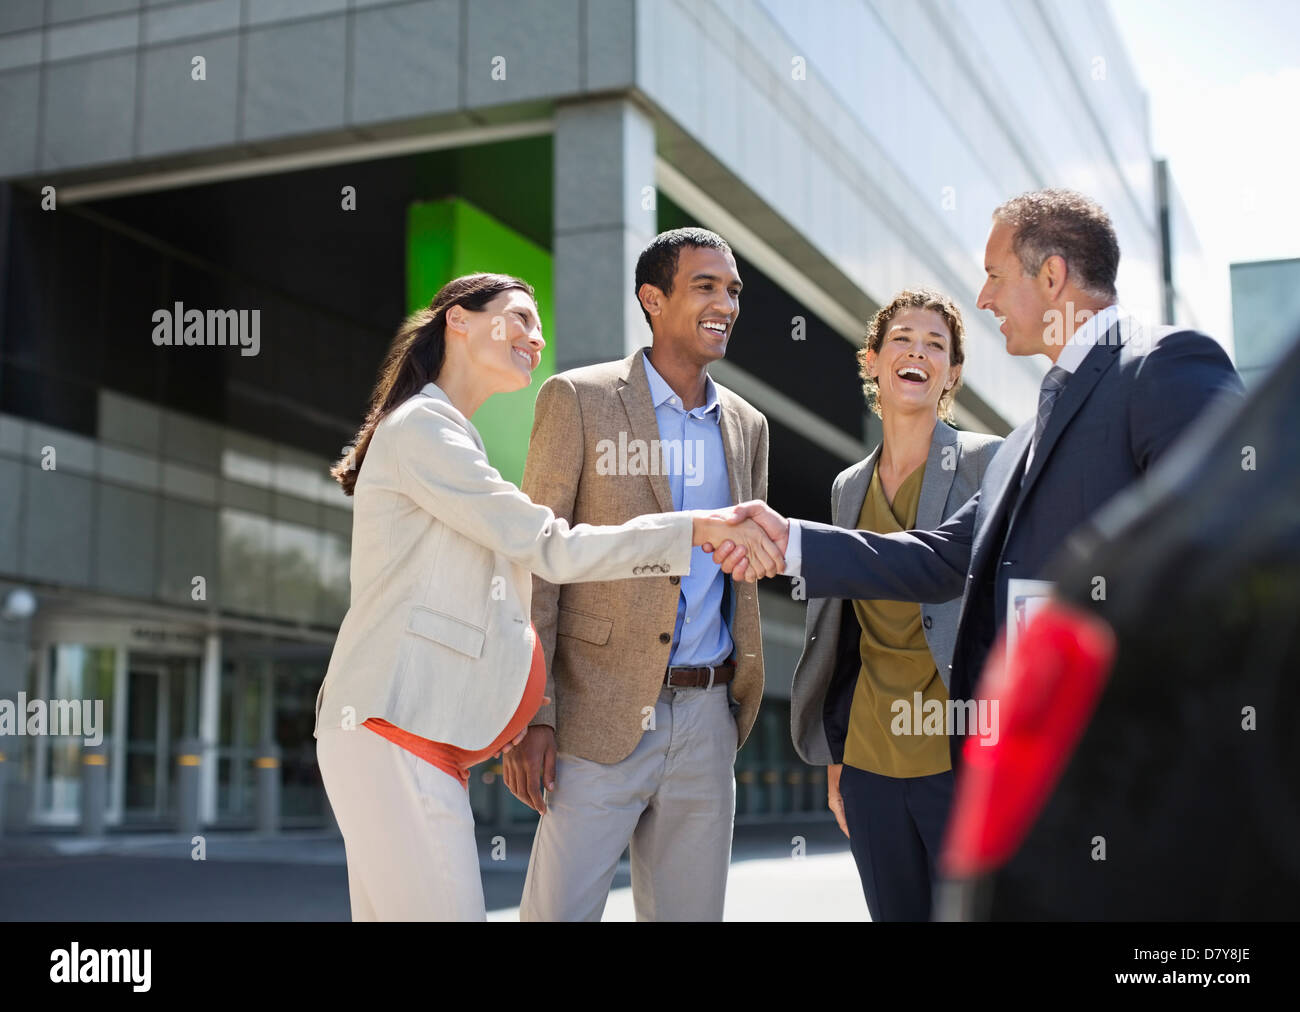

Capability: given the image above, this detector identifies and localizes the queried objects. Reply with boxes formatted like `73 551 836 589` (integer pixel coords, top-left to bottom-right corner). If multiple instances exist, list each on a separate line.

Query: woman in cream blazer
314 272 779 922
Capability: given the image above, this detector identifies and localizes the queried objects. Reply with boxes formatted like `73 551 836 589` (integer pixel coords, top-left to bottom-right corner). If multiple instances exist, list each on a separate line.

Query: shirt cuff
784 519 803 579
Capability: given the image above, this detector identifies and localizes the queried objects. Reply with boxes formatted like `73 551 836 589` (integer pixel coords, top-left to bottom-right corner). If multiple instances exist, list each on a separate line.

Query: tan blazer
313 382 694 751
521 347 767 763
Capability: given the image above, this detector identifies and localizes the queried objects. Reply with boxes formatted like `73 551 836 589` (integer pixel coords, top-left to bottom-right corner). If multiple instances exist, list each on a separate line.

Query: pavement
0 819 869 921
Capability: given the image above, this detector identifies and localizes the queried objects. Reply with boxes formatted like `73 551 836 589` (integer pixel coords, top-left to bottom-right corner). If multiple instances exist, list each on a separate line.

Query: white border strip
57 119 556 204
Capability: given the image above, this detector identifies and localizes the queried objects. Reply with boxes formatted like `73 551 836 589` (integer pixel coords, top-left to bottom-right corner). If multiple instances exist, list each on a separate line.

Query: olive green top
842 462 952 778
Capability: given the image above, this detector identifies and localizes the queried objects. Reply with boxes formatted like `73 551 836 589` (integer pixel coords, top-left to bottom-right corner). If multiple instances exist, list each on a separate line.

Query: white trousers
316 726 485 921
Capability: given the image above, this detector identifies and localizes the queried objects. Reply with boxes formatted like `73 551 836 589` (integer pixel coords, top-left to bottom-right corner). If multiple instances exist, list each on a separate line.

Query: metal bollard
174 737 202 838
80 744 108 837
255 741 280 836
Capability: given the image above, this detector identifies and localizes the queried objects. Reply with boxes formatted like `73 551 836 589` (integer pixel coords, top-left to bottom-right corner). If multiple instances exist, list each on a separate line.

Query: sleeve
798 491 978 603
392 393 694 588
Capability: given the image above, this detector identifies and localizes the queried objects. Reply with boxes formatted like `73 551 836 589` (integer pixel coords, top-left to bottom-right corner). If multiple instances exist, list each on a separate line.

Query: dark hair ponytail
332 272 534 495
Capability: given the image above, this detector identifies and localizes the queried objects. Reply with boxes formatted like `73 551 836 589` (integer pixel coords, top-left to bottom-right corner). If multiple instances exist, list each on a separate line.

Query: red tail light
941 601 1116 879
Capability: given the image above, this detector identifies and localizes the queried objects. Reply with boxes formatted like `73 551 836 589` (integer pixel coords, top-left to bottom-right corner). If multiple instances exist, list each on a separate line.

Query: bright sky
1108 0 1300 268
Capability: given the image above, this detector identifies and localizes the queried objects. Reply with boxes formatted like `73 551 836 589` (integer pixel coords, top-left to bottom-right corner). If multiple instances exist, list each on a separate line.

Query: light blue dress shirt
642 353 735 668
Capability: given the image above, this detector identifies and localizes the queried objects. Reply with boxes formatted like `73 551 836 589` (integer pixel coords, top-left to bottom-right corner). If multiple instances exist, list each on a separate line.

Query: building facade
0 0 1217 835
1230 257 1300 388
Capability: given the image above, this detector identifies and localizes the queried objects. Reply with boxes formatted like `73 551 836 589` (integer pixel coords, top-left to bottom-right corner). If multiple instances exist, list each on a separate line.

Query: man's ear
1041 253 1068 299
638 283 664 319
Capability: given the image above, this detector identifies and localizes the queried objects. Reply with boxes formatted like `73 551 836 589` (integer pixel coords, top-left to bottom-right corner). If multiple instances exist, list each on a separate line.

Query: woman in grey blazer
788 288 1002 921
313 272 781 921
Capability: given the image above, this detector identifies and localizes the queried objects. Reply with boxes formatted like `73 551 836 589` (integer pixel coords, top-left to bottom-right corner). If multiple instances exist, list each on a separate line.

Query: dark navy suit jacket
798 321 1245 769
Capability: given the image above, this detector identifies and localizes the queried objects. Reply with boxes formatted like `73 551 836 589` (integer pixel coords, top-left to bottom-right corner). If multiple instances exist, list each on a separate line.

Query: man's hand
503 724 557 814
692 507 785 581
701 500 789 581
497 696 550 757
827 763 849 838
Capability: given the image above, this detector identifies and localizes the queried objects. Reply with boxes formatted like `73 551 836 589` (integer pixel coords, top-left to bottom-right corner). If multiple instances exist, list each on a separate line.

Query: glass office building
0 0 1219 834
1230 258 1300 388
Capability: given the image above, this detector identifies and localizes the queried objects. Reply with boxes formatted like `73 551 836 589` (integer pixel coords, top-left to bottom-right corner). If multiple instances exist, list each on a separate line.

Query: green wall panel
406 197 554 486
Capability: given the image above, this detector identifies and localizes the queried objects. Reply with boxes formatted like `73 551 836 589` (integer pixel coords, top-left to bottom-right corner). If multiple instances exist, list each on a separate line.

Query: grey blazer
789 420 1001 765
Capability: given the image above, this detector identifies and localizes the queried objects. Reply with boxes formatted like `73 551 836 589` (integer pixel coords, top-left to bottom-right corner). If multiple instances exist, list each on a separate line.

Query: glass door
123 662 168 820
31 644 118 825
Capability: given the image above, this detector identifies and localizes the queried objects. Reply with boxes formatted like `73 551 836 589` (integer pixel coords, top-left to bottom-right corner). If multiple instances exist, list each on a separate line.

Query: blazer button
669 575 680 585
659 632 671 644
923 615 933 630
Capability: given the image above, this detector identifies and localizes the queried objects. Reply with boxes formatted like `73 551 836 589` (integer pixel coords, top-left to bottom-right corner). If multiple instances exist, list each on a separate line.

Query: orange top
364 623 547 790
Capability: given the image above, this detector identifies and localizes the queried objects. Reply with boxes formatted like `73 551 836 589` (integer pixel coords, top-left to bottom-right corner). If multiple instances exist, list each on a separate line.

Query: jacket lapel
717 400 746 504
837 447 878 528
421 381 486 453
969 422 1031 571
916 420 960 530
615 348 675 514
1013 321 1125 523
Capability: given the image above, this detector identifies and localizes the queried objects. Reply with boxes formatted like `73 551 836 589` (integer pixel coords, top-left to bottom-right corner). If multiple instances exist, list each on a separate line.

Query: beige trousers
316 725 485 921
519 684 739 921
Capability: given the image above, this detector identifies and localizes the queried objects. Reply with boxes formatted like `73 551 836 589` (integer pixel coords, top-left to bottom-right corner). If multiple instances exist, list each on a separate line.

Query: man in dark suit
713 189 1244 770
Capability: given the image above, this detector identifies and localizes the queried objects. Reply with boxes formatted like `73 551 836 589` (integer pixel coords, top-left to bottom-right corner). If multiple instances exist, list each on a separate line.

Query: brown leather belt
664 659 736 689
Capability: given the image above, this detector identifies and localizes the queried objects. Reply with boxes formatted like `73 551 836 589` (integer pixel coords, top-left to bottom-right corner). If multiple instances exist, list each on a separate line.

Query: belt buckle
704 665 715 691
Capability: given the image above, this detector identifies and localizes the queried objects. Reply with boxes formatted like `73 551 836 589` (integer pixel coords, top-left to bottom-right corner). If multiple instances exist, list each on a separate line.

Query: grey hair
993 188 1119 301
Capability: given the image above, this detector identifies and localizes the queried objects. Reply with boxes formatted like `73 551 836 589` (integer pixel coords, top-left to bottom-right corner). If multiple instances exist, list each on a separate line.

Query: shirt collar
642 350 720 418
1052 303 1127 376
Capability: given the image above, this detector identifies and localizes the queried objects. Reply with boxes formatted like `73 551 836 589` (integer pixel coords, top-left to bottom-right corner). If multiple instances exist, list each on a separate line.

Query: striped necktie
1033 365 1070 452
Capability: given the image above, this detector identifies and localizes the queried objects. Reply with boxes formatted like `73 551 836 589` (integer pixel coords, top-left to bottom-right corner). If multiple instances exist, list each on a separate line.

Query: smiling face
448 287 544 394
865 307 960 418
977 219 1052 358
639 245 742 364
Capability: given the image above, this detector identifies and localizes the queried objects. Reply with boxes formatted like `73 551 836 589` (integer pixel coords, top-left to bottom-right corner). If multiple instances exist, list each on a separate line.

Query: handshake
689 501 790 583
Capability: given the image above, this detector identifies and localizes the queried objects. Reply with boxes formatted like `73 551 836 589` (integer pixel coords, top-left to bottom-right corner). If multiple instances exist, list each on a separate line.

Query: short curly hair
993 188 1119 301
856 288 966 422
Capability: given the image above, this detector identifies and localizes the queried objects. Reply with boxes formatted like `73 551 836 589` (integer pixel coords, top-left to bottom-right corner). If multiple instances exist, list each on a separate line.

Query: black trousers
839 763 954 921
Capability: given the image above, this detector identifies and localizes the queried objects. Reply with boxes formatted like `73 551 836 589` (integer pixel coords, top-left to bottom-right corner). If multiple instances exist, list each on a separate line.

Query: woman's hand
827 763 849 838
691 511 785 581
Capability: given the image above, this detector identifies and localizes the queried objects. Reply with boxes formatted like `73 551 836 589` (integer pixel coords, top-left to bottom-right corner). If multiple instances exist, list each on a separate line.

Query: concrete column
198 631 220 824
553 98 658 369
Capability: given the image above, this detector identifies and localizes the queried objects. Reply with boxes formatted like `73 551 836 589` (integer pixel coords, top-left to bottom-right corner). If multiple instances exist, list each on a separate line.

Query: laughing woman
788 288 1002 921
314 273 781 922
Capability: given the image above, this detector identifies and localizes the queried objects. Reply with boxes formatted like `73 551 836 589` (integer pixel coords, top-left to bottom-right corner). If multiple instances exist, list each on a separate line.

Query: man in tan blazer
505 228 767 920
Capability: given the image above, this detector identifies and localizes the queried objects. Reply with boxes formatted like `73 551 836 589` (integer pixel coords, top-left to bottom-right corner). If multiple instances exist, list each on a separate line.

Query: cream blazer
313 382 694 750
